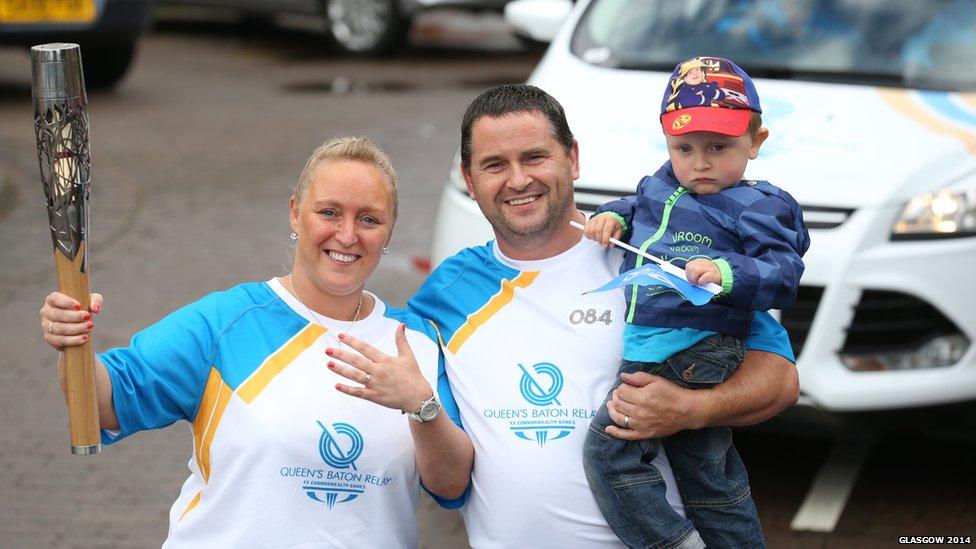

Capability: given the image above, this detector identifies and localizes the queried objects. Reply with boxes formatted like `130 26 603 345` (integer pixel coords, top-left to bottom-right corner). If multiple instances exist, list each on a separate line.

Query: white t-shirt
101 280 455 548
410 239 685 548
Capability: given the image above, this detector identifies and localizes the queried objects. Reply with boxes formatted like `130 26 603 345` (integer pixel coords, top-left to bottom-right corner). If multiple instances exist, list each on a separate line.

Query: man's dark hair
460 84 575 170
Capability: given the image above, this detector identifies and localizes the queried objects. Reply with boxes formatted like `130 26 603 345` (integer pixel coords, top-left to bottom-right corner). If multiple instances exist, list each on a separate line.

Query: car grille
781 285 824 359
840 290 962 354
780 288 961 359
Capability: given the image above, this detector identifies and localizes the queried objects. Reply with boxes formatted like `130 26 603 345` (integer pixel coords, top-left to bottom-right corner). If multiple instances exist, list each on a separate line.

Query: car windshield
570 0 976 91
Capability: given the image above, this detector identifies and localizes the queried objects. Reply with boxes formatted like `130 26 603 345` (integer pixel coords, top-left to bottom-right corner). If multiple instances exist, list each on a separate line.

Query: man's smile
505 194 543 207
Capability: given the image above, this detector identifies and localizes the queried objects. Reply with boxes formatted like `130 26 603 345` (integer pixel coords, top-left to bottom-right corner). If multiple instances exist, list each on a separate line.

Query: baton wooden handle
54 243 101 455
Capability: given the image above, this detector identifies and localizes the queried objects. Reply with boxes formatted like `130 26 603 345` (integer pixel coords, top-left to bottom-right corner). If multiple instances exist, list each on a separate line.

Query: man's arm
605 350 798 440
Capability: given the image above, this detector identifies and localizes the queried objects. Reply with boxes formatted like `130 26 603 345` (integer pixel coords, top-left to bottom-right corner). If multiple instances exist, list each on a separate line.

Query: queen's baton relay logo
483 361 597 447
278 420 393 510
519 362 563 406
319 421 363 470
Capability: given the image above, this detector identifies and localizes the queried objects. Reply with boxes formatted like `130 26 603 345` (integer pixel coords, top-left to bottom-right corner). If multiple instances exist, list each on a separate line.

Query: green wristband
713 258 734 296
596 212 628 234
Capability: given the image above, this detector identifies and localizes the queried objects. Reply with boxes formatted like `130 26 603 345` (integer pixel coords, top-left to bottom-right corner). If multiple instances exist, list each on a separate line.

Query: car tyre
79 39 137 90
324 0 409 56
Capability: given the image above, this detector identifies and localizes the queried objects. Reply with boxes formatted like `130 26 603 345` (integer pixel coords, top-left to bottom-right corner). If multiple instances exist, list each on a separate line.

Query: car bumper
757 395 976 439
785 204 976 412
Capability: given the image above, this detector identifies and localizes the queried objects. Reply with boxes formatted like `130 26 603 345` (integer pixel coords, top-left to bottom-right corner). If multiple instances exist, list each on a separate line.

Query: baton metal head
31 43 86 101
31 43 91 265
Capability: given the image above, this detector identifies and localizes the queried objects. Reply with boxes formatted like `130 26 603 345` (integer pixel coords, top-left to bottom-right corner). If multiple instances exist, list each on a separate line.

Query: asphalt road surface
0 11 973 548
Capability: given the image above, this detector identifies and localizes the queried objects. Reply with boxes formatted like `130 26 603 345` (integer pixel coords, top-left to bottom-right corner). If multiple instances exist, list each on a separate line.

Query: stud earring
290 232 298 241
381 245 390 255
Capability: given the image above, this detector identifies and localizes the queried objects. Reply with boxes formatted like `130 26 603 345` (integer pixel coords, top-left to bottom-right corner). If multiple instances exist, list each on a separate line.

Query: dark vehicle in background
0 0 152 89
157 0 511 55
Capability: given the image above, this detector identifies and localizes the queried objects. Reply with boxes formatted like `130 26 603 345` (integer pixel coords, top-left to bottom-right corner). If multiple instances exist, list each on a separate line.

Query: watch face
419 400 440 422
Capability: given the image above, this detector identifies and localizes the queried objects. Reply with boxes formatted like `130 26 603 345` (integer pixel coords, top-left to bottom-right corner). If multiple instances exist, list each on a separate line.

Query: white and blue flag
586 263 716 306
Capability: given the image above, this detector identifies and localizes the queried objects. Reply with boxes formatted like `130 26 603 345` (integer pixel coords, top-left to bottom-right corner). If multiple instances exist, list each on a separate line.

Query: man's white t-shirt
410 238 793 548
411 239 682 548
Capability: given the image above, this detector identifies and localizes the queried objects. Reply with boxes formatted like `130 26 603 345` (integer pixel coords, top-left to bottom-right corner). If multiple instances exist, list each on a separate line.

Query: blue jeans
583 335 764 548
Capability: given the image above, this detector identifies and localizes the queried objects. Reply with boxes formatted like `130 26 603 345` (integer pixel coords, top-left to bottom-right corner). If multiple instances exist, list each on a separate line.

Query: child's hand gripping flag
585 263 716 306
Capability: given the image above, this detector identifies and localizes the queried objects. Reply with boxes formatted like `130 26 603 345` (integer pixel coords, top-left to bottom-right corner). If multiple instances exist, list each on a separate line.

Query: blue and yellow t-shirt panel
409 244 537 356
99 282 309 444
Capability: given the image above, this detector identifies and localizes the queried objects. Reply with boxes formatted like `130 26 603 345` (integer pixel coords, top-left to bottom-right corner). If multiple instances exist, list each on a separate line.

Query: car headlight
891 179 976 240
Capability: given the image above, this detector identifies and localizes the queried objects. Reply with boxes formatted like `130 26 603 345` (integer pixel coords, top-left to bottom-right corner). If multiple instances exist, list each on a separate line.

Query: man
409 84 798 548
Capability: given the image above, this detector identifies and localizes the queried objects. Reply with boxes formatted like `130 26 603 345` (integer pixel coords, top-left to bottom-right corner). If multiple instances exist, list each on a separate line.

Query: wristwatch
406 393 441 423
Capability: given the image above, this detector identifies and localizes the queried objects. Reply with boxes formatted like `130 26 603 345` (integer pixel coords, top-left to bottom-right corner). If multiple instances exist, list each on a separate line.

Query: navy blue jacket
594 161 810 338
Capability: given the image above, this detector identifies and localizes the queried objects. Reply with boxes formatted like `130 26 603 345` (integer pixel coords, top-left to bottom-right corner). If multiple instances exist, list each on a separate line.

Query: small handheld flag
570 220 722 306
585 263 715 306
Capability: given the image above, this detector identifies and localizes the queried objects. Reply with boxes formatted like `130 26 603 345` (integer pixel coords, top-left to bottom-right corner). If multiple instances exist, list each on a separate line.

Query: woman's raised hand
326 324 433 414
40 292 102 351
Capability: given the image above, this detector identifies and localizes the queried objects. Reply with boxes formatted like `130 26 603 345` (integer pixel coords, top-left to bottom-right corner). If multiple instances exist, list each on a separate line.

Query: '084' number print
569 308 612 326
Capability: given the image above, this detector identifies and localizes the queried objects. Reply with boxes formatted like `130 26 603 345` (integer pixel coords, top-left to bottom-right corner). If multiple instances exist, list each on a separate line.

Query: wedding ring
362 373 371 386
624 415 630 429
48 322 55 335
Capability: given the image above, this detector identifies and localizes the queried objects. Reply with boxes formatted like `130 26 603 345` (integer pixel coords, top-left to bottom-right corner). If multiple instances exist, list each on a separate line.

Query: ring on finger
362 373 371 386
48 322 56 335
624 415 630 429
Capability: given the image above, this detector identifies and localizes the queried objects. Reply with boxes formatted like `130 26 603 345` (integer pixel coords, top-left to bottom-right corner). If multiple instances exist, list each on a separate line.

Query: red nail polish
82 334 88 341
87 322 93 330
337 333 345 340
327 362 335 369
93 304 100 313
73 304 81 311
82 312 91 320
335 384 342 391
325 348 333 356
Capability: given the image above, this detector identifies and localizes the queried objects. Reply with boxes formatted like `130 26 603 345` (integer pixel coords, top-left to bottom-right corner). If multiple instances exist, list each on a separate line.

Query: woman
39 137 473 548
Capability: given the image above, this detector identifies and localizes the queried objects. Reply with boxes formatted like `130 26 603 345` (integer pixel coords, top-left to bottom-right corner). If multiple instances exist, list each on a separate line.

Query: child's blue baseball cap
660 56 762 137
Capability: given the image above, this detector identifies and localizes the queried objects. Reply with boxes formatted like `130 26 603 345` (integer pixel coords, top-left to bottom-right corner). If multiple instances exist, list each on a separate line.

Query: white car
431 0 976 420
